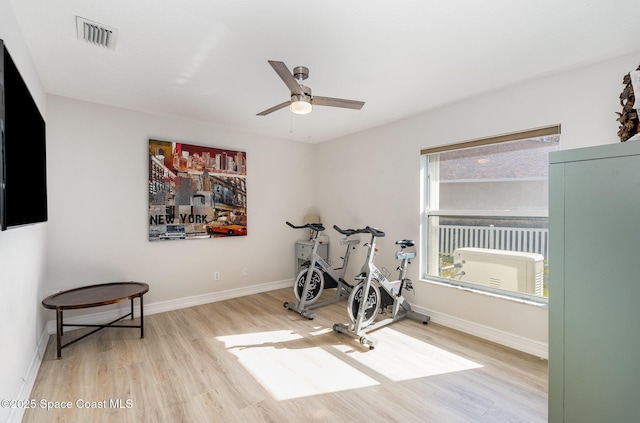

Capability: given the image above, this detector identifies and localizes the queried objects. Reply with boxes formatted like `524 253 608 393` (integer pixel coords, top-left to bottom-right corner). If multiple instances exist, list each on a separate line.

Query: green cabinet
549 142 640 422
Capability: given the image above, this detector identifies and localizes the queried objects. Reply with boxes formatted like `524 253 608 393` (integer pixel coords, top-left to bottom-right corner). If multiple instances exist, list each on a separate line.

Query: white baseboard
413 305 548 359
33 278 544 370
8 326 50 423
45 279 294 334
43 281 547 359
19 280 292 423
15 279 544 423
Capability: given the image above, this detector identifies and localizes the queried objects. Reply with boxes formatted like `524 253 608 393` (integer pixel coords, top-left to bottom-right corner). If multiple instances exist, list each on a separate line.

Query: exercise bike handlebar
334 225 385 238
286 221 325 232
333 225 359 236
351 226 385 238
366 226 385 237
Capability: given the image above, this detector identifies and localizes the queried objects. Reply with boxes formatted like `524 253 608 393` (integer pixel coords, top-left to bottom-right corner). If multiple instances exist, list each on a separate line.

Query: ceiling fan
257 60 365 116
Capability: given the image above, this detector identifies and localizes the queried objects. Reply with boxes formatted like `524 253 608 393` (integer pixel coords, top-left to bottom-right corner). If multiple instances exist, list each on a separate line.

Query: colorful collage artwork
148 139 247 241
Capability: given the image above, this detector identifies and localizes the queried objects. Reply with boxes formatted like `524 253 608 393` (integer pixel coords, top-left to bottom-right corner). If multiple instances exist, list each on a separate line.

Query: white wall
4 0 640 414
0 2 49 422
314 51 640 357
44 96 316 309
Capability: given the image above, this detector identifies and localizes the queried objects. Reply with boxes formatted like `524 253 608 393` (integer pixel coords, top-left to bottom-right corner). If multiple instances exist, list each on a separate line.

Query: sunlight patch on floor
331 327 483 381
217 330 379 400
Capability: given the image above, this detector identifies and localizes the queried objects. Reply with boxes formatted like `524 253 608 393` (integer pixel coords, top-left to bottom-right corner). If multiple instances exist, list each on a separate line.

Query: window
420 125 560 302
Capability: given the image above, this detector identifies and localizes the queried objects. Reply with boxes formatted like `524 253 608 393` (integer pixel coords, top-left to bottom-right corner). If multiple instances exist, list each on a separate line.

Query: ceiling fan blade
312 96 365 110
256 101 290 116
268 60 303 95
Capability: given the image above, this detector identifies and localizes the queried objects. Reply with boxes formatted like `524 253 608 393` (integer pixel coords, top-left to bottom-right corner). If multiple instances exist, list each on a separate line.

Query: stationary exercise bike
333 226 430 349
284 221 360 320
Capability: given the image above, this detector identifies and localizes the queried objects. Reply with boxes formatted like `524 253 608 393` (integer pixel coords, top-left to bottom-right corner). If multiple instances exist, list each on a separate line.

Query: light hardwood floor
23 288 547 422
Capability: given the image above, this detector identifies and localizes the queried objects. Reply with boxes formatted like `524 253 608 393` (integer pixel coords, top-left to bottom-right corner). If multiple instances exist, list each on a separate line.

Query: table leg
56 307 62 359
140 294 144 338
130 298 134 320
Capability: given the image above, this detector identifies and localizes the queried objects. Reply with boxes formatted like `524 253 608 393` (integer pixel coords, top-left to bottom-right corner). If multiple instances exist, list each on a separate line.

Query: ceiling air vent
76 17 118 50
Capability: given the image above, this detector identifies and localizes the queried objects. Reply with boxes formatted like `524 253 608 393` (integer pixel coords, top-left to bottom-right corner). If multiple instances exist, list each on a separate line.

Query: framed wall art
148 139 247 241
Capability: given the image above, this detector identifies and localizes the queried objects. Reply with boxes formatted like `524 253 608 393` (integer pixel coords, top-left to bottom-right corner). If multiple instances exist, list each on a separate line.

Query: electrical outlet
214 271 220 280
242 268 248 276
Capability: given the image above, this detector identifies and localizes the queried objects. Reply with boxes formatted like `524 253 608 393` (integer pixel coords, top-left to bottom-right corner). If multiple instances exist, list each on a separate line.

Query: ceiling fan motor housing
291 85 312 101
293 66 309 81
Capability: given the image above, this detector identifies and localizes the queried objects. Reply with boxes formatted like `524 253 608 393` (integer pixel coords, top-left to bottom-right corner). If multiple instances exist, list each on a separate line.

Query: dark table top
42 282 149 310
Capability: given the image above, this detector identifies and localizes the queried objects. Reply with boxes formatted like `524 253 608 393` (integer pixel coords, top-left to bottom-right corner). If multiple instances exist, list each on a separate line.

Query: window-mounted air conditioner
452 247 544 296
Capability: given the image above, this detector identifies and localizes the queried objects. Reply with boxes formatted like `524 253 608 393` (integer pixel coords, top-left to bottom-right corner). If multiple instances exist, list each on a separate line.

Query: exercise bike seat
396 239 414 248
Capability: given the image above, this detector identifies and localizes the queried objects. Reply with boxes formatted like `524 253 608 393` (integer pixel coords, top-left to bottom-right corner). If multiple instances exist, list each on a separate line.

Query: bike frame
309 237 359 286
285 222 359 319
333 226 430 349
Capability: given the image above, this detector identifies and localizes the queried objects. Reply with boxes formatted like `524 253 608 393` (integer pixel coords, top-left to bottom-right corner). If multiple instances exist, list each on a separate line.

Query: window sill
419 277 549 308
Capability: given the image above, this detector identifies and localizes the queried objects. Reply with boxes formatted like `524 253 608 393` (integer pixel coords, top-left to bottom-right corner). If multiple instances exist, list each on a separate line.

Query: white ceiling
9 0 640 143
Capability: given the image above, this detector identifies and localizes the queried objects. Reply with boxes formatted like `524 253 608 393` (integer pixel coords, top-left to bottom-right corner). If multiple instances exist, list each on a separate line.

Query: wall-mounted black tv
0 39 48 231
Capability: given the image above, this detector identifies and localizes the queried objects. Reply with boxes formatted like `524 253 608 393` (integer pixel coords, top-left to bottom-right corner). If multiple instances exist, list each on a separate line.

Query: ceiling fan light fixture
256 61 365 116
290 95 312 114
